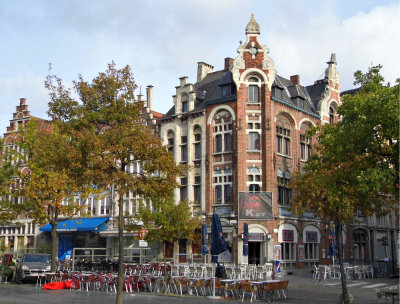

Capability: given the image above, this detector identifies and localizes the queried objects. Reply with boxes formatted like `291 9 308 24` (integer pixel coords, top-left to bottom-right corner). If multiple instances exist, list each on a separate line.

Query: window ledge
276 153 292 159
247 150 261 153
247 102 261 105
212 151 232 156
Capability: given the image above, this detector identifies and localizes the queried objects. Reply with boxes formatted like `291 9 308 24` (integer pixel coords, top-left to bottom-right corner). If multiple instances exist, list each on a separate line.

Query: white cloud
0 68 49 134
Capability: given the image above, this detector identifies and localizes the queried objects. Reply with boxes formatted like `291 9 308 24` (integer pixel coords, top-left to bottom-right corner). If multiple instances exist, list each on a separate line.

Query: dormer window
297 98 304 108
221 85 231 97
248 77 259 103
181 94 188 113
273 87 282 99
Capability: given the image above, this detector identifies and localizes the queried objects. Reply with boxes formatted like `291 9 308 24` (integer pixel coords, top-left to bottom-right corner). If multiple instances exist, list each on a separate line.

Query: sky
1 0 399 133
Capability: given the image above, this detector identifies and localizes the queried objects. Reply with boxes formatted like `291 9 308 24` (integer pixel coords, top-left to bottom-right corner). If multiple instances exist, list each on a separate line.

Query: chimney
224 57 234 71
146 85 153 110
197 62 214 82
290 75 300 86
20 98 26 105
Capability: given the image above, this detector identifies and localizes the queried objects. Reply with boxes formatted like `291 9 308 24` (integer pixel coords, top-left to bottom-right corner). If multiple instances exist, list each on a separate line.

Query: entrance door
249 242 261 265
58 234 73 260
179 239 187 263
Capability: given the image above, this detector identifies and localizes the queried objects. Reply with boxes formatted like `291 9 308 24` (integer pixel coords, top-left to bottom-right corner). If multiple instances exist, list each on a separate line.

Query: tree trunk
337 222 350 304
116 194 124 304
50 222 58 272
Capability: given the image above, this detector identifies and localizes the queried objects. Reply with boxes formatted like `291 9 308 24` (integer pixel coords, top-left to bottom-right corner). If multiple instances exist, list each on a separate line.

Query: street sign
137 229 146 240
139 240 148 247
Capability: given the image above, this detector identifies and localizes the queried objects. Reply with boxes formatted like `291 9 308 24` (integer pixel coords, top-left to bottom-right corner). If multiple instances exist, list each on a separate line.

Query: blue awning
39 217 109 232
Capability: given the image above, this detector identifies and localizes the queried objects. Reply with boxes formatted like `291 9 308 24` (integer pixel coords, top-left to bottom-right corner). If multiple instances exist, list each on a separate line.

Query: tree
0 138 22 226
18 120 94 272
132 198 200 281
45 62 181 304
290 66 399 304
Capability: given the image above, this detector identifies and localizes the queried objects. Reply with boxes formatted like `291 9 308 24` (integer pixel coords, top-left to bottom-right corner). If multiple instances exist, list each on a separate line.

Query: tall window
181 95 188 113
300 134 312 161
213 111 232 153
248 120 261 151
100 196 111 215
329 106 335 124
88 197 97 215
193 127 202 160
276 126 291 156
248 166 261 192
213 169 232 204
277 169 291 206
248 77 259 103
180 136 187 162
180 177 188 202
167 131 174 155
281 243 296 261
193 175 201 204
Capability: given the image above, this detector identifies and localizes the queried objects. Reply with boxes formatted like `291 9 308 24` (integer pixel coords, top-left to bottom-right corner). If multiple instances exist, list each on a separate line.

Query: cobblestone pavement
0 274 397 304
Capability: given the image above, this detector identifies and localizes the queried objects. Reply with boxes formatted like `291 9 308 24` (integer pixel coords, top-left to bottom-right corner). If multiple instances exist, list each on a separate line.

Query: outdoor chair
241 282 257 303
203 278 213 295
190 278 205 296
353 266 364 280
36 273 47 288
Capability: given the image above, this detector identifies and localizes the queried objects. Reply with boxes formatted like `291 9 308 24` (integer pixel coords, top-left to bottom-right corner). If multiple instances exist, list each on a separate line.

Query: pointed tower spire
245 13 260 35
327 53 337 65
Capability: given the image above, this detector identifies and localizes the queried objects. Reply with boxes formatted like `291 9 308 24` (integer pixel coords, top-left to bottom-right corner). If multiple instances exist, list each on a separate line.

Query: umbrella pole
207 261 220 299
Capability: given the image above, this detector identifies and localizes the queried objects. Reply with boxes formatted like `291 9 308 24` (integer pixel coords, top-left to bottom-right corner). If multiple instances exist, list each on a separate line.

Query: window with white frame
213 168 232 204
180 177 188 202
213 111 232 153
248 119 261 151
167 131 174 155
248 166 261 192
193 175 201 204
88 197 97 215
305 243 318 260
100 196 111 215
281 243 296 261
180 136 187 162
193 127 202 160
248 77 260 103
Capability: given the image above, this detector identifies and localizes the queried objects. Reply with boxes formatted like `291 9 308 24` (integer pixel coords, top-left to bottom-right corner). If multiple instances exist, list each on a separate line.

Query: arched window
213 111 232 153
167 131 175 155
329 106 335 124
248 77 260 103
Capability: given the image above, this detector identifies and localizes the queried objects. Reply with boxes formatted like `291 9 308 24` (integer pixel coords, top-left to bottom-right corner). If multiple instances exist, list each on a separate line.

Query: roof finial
245 13 260 35
327 53 337 65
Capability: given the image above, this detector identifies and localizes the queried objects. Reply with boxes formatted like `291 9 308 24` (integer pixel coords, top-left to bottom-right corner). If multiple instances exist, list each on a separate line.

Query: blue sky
1 0 399 133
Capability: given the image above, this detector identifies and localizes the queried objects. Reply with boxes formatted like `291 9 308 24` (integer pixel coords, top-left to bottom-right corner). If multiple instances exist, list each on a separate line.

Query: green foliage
45 62 182 304
291 65 399 222
133 199 200 245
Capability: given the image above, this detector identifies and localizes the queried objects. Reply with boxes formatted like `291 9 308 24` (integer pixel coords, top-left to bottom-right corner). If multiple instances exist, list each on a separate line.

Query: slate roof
162 69 328 119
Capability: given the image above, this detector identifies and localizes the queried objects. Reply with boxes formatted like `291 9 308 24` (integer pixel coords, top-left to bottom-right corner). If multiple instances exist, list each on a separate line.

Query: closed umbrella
243 223 249 256
201 223 209 255
210 213 227 263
